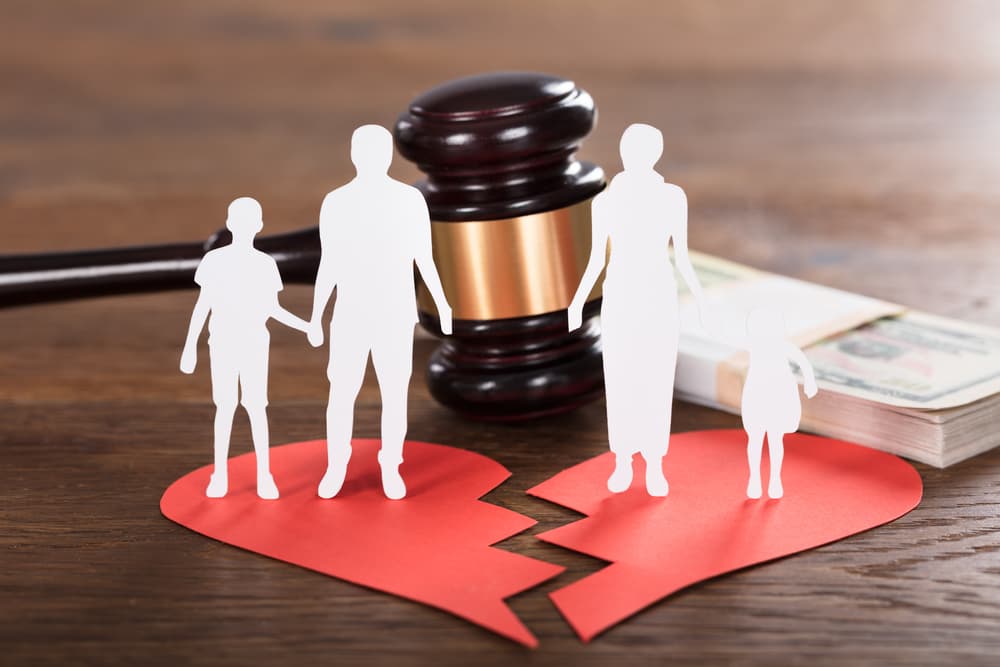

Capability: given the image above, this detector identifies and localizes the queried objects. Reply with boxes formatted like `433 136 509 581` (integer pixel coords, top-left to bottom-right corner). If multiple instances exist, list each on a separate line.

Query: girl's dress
741 345 802 435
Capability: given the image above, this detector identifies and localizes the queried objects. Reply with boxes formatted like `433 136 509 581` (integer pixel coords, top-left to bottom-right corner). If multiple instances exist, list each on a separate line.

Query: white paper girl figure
740 307 819 499
568 124 707 496
180 197 310 500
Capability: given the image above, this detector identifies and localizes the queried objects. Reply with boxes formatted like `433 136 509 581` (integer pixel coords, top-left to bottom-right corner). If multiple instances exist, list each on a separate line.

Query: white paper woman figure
741 307 818 499
568 123 707 496
308 125 452 501
180 197 310 499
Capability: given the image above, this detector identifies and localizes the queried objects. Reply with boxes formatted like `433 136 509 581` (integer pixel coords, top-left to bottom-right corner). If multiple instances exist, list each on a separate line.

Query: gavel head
394 71 607 420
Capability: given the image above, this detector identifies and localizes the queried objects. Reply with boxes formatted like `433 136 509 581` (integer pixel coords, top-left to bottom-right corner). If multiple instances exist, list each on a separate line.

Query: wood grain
3 1 1000 664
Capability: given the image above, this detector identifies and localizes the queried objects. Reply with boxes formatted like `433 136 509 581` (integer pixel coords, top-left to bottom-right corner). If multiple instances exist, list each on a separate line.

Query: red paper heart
528 430 923 641
161 439 563 647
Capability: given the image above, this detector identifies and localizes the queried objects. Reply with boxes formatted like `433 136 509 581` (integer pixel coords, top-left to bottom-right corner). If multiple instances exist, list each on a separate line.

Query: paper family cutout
739 307 818 499
160 438 563 647
181 125 452 501
569 123 708 497
182 122 820 504
172 122 920 644
308 124 453 501
570 123 817 499
528 430 923 641
180 197 310 499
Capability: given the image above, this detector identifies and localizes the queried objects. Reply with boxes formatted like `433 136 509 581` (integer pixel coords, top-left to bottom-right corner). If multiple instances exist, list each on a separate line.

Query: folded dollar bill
675 252 1000 467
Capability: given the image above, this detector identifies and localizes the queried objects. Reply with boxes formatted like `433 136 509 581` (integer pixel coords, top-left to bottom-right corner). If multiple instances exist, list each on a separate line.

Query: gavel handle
0 226 321 307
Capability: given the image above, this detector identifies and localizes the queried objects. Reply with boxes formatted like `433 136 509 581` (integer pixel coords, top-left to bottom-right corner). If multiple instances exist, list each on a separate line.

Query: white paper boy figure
308 124 452 501
180 197 309 500
741 307 818 499
568 123 707 496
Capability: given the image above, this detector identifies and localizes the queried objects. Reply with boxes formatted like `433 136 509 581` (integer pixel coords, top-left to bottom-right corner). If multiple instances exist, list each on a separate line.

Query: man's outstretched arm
412 191 452 334
308 194 338 346
180 290 210 373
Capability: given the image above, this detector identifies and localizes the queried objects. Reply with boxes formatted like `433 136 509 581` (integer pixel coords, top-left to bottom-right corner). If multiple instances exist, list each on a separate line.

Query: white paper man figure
568 123 707 496
180 197 309 499
741 307 818 499
308 124 452 501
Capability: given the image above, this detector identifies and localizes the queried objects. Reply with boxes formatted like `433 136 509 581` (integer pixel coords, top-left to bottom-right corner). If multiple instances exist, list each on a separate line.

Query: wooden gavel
0 72 607 420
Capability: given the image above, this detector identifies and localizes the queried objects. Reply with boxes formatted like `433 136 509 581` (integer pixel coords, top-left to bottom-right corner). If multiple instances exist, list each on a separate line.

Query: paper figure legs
741 307 819 499
180 197 310 499
308 125 452 500
568 123 707 496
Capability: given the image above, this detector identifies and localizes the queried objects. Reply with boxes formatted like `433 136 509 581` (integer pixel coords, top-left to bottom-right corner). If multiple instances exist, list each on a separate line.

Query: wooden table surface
3 1 1000 664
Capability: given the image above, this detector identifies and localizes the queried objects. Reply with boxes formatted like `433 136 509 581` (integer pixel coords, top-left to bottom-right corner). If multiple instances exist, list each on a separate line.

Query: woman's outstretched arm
567 194 610 331
669 185 707 322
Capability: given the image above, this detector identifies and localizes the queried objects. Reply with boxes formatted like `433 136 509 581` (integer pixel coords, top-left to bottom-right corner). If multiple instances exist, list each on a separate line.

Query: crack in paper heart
527 430 923 641
161 439 563 647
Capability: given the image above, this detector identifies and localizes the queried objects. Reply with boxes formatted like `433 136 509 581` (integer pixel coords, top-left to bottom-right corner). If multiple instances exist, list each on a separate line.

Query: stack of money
675 253 1000 468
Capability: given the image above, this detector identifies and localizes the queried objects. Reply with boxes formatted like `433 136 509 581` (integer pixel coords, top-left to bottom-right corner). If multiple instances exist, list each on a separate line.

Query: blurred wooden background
3 1 1000 665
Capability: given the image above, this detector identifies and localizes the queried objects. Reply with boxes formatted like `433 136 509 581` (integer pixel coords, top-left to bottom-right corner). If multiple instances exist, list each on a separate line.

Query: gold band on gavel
417 198 603 321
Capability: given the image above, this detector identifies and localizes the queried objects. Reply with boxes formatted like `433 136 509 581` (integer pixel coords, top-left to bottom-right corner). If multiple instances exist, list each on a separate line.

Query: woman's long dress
598 172 681 460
